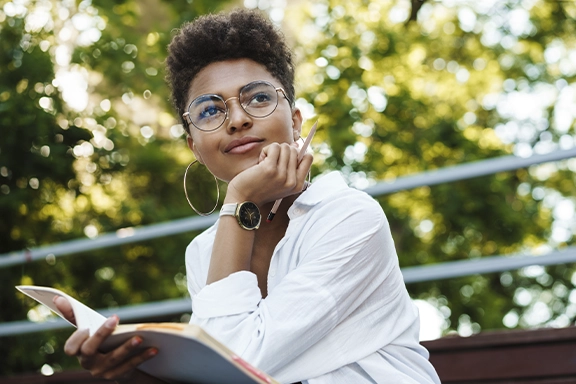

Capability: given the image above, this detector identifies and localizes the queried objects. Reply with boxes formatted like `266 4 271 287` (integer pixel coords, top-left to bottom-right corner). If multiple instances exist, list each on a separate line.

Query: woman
56 9 440 384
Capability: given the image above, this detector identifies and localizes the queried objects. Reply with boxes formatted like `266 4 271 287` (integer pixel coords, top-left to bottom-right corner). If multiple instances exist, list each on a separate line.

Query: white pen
267 121 318 222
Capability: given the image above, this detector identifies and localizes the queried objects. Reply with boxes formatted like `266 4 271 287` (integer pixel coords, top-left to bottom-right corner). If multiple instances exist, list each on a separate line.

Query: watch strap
220 203 238 217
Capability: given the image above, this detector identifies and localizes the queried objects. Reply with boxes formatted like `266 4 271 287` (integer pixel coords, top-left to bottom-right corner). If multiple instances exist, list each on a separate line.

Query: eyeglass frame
182 80 292 132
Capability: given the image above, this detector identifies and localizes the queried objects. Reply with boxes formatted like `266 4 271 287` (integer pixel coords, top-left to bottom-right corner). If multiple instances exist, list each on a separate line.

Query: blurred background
1 0 575 377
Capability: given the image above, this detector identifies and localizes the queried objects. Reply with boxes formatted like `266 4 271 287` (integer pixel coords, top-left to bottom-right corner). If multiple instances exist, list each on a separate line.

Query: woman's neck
259 193 299 234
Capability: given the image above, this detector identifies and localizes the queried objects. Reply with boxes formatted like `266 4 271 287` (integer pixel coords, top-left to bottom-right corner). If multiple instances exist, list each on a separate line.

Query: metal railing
3 245 575 337
2 147 576 336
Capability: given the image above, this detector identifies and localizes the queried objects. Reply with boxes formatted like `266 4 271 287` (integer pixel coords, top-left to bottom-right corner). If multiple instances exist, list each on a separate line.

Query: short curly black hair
166 9 295 133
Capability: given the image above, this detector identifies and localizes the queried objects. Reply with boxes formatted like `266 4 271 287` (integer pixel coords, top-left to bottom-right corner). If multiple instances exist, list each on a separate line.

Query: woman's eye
198 105 223 119
248 92 272 106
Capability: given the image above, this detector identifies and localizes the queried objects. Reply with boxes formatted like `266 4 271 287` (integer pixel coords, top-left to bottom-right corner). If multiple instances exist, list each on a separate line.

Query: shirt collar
292 171 349 208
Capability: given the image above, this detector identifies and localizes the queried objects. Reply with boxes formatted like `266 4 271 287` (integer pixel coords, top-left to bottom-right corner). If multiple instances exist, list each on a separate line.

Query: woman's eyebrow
192 81 271 101
193 94 217 103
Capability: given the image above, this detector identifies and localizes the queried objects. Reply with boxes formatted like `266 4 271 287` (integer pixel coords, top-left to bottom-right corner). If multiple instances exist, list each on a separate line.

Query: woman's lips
225 137 264 154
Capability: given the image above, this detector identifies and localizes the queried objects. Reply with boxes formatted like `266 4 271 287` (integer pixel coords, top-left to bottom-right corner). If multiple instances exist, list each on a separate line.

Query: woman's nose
224 97 252 133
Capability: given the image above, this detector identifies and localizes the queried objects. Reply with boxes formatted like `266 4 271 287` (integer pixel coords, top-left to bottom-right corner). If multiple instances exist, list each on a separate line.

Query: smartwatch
220 202 261 230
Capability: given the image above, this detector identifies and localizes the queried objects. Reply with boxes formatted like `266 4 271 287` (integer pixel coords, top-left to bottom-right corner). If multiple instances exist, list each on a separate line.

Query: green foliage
0 17 90 252
288 0 576 336
0 13 88 374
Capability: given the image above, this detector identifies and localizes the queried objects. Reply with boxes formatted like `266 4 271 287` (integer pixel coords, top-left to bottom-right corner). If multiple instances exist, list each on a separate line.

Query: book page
16 286 278 383
16 285 107 335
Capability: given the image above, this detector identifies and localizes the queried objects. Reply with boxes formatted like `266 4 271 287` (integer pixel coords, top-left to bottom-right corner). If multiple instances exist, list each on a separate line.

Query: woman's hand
226 142 313 205
54 296 160 383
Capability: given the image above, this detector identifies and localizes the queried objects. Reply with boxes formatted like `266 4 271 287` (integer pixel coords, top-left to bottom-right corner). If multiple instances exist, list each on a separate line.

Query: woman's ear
186 136 205 164
291 108 303 143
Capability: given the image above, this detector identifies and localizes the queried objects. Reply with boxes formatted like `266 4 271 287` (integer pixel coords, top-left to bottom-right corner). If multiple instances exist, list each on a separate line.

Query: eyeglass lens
188 81 280 131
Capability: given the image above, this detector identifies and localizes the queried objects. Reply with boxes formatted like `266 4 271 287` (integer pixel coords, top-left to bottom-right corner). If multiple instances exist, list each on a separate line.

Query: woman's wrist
225 176 273 207
223 183 255 205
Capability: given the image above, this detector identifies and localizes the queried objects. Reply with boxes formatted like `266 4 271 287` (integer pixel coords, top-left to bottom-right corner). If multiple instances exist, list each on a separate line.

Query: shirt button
269 268 276 277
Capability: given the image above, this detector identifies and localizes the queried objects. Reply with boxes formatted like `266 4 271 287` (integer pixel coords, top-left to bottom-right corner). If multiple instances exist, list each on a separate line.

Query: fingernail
131 337 142 346
148 348 158 357
104 316 118 329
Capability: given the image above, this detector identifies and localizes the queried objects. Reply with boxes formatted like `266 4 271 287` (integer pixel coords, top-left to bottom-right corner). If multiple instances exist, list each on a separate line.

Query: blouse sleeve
185 241 204 298
188 193 407 383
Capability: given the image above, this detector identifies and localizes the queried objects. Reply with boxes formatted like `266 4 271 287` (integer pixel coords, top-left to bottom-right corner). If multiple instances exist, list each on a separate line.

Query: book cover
16 285 277 384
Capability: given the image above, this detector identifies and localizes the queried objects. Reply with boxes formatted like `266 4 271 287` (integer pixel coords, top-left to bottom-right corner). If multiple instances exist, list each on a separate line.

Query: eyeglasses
183 80 290 132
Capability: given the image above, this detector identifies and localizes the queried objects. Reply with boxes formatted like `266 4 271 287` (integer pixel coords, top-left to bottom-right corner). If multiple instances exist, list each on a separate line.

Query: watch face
237 202 261 230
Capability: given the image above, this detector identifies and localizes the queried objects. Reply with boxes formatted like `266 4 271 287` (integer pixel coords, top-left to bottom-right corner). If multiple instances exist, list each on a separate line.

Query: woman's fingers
97 347 158 380
261 142 310 190
100 335 146 368
53 296 76 325
285 143 300 189
231 141 312 204
64 328 90 356
297 152 313 179
275 143 292 178
296 153 313 190
259 142 280 164
61 314 158 381
82 321 157 379
80 316 119 357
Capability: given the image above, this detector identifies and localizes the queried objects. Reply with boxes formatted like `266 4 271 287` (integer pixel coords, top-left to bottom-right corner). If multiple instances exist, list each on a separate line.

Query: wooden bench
422 326 576 383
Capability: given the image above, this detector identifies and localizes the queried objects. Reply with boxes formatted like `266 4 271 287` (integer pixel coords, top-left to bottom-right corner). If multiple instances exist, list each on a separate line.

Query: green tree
0 10 93 374
287 0 576 335
0 0 234 375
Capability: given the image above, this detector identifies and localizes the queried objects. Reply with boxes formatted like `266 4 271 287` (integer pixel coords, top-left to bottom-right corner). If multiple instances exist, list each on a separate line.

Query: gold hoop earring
183 160 220 216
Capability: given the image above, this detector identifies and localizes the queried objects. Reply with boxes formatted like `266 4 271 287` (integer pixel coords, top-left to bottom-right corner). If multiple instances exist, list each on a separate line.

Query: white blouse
185 171 440 384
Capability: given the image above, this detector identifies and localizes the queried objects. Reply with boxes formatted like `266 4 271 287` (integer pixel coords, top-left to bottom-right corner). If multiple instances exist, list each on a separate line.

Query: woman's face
185 58 302 183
